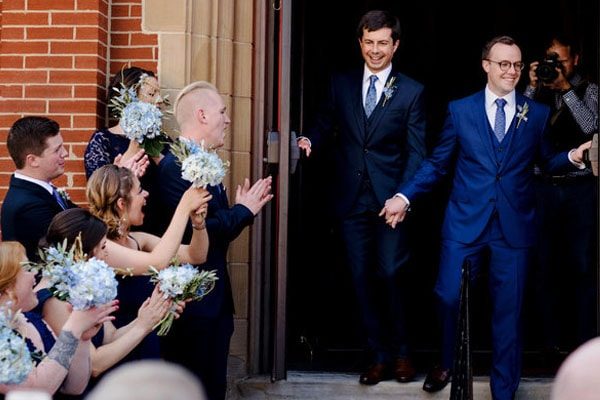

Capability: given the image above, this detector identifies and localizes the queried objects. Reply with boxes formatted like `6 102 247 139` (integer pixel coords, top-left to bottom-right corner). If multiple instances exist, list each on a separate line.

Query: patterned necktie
52 187 68 210
364 75 378 118
494 98 507 142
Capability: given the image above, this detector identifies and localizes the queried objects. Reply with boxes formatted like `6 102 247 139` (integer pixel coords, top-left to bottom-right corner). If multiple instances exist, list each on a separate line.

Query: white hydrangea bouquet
109 73 168 157
0 304 34 384
148 262 218 336
30 237 118 310
170 137 229 188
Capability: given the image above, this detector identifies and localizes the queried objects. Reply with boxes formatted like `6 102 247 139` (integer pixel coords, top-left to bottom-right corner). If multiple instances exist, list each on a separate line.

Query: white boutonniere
56 188 71 204
382 76 397 107
516 102 529 128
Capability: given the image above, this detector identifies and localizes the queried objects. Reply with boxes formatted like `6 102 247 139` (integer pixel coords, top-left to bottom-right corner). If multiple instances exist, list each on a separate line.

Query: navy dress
83 128 169 236
112 235 160 362
26 289 105 400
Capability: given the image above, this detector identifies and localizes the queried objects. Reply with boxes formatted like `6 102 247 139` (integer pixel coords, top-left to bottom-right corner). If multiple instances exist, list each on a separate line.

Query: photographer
525 34 598 355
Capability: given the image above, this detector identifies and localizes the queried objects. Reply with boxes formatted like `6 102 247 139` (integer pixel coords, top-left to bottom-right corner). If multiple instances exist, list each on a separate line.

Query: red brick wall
0 0 158 205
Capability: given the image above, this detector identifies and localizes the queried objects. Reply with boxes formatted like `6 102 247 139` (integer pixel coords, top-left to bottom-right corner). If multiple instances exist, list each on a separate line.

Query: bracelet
192 222 206 230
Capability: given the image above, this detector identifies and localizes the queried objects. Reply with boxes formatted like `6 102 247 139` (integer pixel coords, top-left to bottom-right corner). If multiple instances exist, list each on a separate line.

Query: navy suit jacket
306 68 426 217
400 91 574 247
158 152 254 318
1 175 74 260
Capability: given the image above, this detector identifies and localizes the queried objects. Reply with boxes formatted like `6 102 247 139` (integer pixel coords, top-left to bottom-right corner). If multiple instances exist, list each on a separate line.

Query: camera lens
535 58 560 83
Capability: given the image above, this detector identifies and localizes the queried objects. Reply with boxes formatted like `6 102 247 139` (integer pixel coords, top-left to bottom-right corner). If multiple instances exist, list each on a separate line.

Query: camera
535 52 562 83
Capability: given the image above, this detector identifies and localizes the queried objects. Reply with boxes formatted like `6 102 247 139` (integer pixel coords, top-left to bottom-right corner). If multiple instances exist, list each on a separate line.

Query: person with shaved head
156 81 272 400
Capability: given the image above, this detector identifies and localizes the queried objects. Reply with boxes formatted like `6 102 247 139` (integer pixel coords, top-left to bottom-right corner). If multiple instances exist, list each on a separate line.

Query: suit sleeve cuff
568 149 586 169
297 136 312 147
393 193 410 208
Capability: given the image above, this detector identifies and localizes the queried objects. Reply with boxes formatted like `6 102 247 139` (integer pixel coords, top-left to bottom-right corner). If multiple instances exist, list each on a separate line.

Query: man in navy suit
157 81 272 400
1 116 73 261
381 36 591 399
298 10 426 385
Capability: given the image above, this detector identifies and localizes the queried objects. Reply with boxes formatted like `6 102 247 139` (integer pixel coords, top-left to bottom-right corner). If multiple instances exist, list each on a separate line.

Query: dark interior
285 0 599 375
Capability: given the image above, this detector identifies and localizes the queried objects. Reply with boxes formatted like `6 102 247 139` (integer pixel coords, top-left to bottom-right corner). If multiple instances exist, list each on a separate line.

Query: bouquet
30 237 118 311
0 305 33 384
148 262 218 336
170 137 229 188
109 72 168 157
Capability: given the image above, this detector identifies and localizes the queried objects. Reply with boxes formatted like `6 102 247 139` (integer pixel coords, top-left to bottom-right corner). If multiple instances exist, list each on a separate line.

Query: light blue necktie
494 98 507 142
364 75 378 118
52 187 68 210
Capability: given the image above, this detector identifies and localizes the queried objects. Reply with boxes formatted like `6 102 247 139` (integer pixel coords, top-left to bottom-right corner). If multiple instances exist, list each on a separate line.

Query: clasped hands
379 196 409 229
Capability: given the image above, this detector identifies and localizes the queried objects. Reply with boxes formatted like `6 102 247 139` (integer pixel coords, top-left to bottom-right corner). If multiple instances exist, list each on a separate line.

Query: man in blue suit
157 81 272 400
381 36 591 399
1 116 74 261
298 10 426 385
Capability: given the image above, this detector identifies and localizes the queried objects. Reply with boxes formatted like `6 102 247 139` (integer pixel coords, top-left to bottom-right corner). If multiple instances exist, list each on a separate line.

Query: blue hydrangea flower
171 137 229 188
0 306 33 384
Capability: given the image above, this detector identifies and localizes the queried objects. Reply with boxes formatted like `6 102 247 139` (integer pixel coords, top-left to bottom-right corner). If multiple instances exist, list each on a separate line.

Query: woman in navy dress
83 66 168 236
0 241 117 396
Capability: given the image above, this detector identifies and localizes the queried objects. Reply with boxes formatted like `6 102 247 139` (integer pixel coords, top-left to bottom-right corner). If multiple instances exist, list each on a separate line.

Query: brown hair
7 116 60 169
87 164 135 239
482 35 518 60
0 242 27 294
356 10 401 42
43 208 108 257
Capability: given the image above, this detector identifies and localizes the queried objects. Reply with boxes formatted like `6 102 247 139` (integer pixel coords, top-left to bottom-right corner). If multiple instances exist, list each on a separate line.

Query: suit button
489 198 495 202
357 171 362 176
496 174 501 180
363 148 369 154
498 147 503 152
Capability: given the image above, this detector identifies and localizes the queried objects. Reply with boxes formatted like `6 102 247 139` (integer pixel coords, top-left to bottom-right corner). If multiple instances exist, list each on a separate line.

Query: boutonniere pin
56 188 71 204
382 77 397 107
516 102 529 128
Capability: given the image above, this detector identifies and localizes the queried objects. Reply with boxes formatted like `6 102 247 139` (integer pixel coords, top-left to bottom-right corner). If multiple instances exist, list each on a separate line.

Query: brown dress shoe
422 366 451 392
394 357 416 382
359 363 390 385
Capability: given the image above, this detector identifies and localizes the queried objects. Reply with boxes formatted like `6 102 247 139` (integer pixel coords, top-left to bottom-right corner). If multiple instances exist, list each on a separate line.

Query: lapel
365 71 400 142
499 93 530 168
348 70 367 141
10 175 64 212
473 91 497 162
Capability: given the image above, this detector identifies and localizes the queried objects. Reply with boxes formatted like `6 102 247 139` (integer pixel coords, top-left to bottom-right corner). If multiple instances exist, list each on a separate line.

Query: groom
381 35 591 400
298 10 426 384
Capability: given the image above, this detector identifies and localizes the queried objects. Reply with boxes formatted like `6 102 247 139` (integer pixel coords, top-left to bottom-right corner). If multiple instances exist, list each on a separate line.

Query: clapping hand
64 300 119 341
114 148 149 178
137 286 172 333
235 176 274 215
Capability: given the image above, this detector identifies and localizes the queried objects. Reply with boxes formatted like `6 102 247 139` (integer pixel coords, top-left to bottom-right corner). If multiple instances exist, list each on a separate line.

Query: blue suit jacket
1 175 74 260
158 152 254 318
306 68 426 217
400 91 574 247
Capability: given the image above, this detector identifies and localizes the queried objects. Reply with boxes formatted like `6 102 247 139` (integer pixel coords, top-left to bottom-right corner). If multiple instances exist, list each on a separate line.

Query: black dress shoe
422 366 451 392
394 357 416 383
359 363 390 385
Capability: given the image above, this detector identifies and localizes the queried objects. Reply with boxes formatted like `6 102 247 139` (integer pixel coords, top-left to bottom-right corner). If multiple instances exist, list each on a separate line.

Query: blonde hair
0 242 27 294
174 81 218 126
87 164 135 240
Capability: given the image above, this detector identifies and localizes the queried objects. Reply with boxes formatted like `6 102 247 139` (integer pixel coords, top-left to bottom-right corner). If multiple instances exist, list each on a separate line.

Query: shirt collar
13 171 54 194
363 64 393 86
485 85 516 109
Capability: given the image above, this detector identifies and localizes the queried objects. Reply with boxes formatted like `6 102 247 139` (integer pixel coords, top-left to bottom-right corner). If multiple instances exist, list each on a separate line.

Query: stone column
143 0 255 377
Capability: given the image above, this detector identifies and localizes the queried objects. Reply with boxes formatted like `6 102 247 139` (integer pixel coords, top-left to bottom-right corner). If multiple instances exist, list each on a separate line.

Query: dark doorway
285 0 599 375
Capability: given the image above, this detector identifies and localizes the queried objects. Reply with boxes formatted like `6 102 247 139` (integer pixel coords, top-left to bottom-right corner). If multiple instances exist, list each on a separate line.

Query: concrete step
233 372 553 399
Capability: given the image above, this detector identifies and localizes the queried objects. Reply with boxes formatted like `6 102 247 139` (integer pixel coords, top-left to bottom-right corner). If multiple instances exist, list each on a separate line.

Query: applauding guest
85 164 210 361
0 242 117 396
